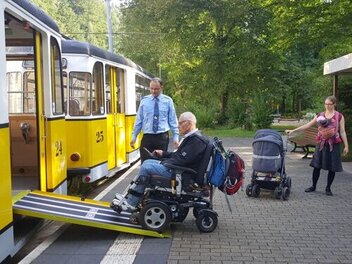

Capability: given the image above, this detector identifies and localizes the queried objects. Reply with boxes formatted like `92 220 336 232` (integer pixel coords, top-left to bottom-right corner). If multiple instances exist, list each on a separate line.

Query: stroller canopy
253 129 283 152
252 129 284 173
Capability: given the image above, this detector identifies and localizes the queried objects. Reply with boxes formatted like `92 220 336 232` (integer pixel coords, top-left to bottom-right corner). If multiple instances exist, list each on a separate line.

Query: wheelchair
112 139 218 233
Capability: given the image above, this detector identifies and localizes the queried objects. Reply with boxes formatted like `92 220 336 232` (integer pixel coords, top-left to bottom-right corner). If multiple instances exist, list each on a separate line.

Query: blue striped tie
153 97 159 133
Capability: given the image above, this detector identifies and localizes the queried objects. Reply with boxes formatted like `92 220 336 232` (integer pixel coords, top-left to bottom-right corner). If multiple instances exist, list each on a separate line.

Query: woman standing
287 96 349 195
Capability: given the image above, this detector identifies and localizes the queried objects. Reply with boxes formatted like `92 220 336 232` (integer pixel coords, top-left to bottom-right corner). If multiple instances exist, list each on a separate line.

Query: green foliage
251 94 274 129
31 0 351 138
32 0 120 50
202 127 255 138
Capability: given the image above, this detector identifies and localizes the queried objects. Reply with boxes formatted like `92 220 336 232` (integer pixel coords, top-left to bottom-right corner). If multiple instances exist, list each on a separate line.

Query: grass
202 127 255 138
202 124 300 138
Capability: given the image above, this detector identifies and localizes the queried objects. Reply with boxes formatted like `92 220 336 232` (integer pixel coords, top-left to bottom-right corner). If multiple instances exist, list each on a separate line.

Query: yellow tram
1 0 66 261
0 1 158 262
61 39 152 184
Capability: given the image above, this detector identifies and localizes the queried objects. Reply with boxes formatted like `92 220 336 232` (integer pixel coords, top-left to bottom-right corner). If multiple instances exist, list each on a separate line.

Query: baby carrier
246 129 292 200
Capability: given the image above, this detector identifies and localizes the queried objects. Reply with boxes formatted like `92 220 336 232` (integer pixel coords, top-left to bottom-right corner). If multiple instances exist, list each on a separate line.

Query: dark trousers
140 132 169 163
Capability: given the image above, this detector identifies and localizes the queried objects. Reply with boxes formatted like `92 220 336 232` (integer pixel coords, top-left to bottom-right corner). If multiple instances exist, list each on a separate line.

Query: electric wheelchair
111 137 218 233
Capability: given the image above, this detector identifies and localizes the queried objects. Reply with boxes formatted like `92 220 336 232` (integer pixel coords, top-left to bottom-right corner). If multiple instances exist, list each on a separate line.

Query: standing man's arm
130 103 143 148
168 98 179 149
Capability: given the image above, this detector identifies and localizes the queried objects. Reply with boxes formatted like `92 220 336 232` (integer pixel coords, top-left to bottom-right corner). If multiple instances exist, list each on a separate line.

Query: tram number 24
96 131 104 143
55 140 63 157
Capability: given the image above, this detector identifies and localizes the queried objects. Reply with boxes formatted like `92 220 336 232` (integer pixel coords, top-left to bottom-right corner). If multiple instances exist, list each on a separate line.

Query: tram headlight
70 152 81 161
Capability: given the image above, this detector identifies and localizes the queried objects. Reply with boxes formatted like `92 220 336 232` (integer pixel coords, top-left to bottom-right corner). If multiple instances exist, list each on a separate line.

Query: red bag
219 151 245 195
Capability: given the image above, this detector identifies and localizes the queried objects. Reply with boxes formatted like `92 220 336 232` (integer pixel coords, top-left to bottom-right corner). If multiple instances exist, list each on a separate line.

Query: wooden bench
288 127 317 158
278 117 300 123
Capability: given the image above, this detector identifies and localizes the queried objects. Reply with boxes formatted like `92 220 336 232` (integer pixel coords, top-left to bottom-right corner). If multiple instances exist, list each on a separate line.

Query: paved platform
16 138 352 264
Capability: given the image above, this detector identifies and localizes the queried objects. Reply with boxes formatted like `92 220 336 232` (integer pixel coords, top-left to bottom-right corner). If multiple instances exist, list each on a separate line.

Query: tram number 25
55 140 63 157
96 131 104 143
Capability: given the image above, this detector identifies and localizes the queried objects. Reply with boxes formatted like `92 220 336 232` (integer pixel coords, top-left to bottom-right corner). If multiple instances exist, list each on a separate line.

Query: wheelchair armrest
163 163 197 174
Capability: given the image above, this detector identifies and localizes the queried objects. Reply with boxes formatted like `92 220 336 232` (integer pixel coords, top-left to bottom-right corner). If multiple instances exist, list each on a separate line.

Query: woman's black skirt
310 142 343 172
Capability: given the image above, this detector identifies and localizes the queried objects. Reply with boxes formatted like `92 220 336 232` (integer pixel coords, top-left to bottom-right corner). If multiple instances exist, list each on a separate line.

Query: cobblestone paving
167 137 352 264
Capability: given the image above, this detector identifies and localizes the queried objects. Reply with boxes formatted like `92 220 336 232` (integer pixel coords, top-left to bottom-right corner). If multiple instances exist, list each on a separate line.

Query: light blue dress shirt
132 94 179 142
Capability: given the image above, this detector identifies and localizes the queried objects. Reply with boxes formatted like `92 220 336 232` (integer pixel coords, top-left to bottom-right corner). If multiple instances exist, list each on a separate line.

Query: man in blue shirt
130 78 179 163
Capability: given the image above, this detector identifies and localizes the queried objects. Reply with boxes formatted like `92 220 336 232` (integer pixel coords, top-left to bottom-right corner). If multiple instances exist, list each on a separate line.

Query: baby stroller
112 137 220 233
246 129 292 200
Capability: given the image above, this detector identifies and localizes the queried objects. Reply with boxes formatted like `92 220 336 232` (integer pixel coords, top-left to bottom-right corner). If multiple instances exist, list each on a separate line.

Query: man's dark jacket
161 131 208 172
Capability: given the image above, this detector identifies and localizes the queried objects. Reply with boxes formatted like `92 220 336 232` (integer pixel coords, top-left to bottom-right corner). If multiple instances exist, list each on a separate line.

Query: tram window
105 65 112 114
92 62 104 115
143 77 150 96
50 37 64 115
63 71 68 114
69 72 91 116
117 68 125 113
135 75 146 109
23 71 36 113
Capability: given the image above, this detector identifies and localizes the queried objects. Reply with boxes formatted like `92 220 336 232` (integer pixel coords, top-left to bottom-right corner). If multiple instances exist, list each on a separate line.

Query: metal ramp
12 190 170 238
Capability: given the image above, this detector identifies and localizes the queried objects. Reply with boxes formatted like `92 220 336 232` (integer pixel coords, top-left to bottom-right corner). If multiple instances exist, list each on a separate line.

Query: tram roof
11 0 60 33
61 39 154 77
324 53 352 75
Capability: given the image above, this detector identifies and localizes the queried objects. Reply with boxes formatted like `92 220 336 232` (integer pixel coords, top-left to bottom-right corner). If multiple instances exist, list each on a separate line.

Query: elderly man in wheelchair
111 112 218 233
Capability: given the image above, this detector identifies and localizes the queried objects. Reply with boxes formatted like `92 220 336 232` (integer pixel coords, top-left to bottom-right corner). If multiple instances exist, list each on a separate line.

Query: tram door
6 15 41 192
106 65 126 170
6 13 66 193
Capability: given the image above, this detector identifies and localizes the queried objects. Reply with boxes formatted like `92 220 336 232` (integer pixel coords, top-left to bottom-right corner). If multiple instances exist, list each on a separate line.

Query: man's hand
130 139 136 149
173 141 179 150
152 149 163 158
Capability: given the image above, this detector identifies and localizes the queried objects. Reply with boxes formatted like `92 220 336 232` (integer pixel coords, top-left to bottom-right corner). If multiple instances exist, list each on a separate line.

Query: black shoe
305 186 316 192
325 188 333 196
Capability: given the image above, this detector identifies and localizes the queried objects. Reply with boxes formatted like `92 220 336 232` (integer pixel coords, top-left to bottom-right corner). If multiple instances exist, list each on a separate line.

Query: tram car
1 0 153 262
61 39 153 184
1 0 67 261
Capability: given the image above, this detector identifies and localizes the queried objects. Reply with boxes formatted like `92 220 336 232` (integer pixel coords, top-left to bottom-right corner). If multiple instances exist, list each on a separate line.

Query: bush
252 94 274 129
191 105 217 128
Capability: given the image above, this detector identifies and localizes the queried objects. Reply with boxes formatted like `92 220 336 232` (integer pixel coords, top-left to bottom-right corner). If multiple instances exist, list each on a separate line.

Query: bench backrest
289 127 317 146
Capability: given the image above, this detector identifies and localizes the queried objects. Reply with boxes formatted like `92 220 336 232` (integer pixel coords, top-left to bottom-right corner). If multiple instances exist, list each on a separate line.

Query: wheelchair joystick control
171 179 176 194
171 173 176 194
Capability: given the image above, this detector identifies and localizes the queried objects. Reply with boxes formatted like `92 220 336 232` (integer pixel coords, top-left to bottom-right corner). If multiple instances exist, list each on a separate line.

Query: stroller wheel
252 184 260 198
245 184 253 197
282 187 290 200
139 201 171 232
284 176 292 188
274 186 282 199
196 210 218 233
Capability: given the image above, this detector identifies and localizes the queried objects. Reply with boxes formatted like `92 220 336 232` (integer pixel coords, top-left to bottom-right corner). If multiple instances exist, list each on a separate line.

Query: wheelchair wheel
196 210 218 233
139 201 171 232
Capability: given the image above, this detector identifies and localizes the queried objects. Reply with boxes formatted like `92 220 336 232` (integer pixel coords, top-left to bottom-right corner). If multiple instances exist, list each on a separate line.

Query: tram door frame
106 65 126 170
6 13 66 193
6 15 45 192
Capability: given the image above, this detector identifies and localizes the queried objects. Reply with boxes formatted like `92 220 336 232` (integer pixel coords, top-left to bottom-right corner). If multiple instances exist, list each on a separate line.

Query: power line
63 32 166 35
